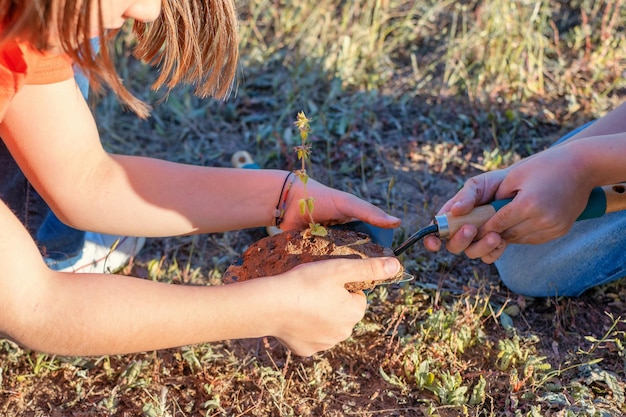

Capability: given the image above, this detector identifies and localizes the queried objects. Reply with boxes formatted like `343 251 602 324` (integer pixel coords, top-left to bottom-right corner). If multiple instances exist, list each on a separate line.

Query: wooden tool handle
434 205 497 238
604 183 626 214
434 182 626 239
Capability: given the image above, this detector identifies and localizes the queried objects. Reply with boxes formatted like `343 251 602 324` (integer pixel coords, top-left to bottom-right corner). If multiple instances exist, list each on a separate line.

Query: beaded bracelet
273 172 296 227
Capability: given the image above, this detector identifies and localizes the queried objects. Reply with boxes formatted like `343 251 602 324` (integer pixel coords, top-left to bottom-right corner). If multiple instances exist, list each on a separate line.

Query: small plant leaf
298 199 307 216
310 224 328 237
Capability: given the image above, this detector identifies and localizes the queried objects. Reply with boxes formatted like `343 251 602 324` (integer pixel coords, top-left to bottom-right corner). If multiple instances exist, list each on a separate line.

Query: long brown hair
0 0 239 118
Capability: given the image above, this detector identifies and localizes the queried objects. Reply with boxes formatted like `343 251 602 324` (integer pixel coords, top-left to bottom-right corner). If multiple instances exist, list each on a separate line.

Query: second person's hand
423 169 509 263
424 144 594 263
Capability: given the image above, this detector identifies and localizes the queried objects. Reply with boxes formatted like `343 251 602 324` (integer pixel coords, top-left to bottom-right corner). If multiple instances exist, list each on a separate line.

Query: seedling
293 112 327 237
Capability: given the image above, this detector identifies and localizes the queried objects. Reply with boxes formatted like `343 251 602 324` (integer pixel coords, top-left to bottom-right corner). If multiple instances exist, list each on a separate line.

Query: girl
0 0 402 356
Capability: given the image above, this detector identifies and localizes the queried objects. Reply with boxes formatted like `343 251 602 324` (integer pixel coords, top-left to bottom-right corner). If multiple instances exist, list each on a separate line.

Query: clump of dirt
223 228 405 292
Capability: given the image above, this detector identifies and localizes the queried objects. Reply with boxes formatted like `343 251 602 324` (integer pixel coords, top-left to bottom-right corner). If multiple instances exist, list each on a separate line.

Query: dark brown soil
222 228 406 292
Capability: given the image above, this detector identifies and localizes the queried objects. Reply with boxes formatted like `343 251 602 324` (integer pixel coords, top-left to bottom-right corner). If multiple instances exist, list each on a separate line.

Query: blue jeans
495 123 626 297
0 134 86 262
0 40 98 262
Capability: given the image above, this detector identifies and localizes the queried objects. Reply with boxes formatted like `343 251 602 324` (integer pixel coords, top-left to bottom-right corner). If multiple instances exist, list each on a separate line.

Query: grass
1 0 626 415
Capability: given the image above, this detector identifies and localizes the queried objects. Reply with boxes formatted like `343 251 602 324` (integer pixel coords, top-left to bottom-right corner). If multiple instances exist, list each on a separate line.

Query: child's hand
423 168 509 263
477 146 592 244
424 145 593 263
261 257 400 356
279 178 401 231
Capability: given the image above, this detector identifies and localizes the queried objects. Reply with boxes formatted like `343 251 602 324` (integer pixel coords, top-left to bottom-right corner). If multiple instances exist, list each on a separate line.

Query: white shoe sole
53 233 145 274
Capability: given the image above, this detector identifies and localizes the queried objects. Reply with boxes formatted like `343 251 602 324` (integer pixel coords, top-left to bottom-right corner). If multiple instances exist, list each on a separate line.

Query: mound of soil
222 228 405 292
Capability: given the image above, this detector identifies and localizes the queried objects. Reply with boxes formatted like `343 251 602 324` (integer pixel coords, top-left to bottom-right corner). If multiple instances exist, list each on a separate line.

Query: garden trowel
340 183 626 255
392 183 626 256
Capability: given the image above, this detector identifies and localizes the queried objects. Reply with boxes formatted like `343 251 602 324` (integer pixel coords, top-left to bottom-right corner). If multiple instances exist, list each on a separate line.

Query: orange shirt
0 40 73 121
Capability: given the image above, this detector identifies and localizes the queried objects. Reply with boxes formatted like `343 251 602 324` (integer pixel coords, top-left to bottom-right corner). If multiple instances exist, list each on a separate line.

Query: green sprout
293 112 327 237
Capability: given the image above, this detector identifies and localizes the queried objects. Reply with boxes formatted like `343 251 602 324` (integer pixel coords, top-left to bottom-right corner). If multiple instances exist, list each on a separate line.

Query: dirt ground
1 49 625 417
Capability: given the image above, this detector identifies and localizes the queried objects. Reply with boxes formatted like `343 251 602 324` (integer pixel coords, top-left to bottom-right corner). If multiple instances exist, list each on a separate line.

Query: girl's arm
0 198 400 356
0 79 399 237
0 78 403 356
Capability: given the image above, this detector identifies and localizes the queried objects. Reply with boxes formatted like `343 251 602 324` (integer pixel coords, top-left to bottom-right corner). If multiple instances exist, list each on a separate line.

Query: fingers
424 198 479 254
426 223 506 263
293 256 401 285
477 201 518 238
479 199 573 245
444 227 506 264
364 256 402 282
446 174 503 216
301 181 400 229
281 186 401 232
425 172 508 254
442 224 477 254
469 233 507 264
479 241 507 264
273 257 401 356
424 222 487 254
328 257 402 290
338 193 401 229
423 234 442 252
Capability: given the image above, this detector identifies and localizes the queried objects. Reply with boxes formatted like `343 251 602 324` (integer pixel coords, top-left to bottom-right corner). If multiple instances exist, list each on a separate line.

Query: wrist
273 172 296 227
559 136 624 188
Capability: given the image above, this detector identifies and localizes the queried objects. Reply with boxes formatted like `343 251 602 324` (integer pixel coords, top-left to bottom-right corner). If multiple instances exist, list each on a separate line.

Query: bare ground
1 50 625 417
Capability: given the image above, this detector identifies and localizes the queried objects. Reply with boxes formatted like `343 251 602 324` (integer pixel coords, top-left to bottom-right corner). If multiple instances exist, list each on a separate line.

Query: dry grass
1 0 626 416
